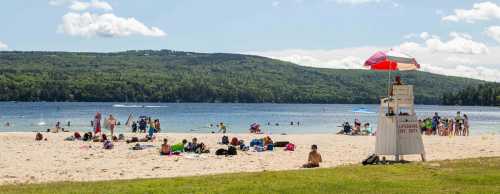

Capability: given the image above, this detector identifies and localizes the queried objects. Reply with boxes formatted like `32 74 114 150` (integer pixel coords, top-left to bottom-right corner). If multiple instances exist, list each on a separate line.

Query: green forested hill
0 50 485 104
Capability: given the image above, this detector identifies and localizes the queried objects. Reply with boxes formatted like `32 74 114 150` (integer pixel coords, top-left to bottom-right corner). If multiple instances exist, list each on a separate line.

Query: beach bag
216 148 228 156
250 139 263 147
240 144 249 151
65 136 75 141
221 136 229 145
35 133 43 141
102 134 108 141
82 133 90 141
228 146 237 155
255 146 264 152
74 132 81 140
362 154 380 165
230 137 239 146
118 134 125 140
267 144 274 151
274 141 289 147
285 143 295 151
103 140 114 149
132 143 143 150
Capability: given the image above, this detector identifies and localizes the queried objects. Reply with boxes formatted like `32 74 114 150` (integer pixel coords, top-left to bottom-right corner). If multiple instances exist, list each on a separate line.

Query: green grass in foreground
2 157 500 194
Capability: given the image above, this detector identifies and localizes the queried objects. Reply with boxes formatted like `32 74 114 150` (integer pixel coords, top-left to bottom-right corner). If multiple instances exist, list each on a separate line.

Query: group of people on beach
420 111 469 136
338 119 373 136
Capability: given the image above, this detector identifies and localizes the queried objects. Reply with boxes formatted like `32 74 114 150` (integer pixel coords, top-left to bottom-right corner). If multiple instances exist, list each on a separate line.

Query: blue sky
0 0 500 81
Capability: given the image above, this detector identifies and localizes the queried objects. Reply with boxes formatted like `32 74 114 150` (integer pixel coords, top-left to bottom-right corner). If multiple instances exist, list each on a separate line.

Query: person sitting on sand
171 139 188 153
303 144 322 168
160 138 171 155
35 132 43 141
338 122 352 134
362 123 372 135
186 138 207 154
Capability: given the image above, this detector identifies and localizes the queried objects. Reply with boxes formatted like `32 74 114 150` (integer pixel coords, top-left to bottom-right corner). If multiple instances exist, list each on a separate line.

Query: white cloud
334 0 382 5
58 12 166 38
485 26 500 43
398 32 488 55
442 1 500 23
0 41 8 50
50 0 112 11
69 0 112 11
246 32 500 82
272 1 281 7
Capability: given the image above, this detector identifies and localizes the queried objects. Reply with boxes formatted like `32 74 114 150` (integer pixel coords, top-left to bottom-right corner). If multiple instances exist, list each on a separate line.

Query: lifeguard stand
375 84 426 161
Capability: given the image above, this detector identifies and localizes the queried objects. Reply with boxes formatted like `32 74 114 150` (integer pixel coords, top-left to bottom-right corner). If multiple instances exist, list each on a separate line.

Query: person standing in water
463 114 469 136
94 112 101 135
218 122 227 133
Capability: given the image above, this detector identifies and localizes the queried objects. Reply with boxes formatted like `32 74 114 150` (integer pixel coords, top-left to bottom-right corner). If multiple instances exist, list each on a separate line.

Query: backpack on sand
103 140 114 149
216 148 228 156
362 154 380 165
227 146 237 155
230 137 239 146
221 136 229 145
285 143 295 151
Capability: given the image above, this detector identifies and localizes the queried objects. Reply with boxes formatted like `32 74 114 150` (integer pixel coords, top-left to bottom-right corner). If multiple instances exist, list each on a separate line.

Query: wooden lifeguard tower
375 84 426 161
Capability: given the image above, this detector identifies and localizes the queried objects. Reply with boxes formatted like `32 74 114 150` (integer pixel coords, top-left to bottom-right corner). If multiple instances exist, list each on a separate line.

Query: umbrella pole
387 69 391 97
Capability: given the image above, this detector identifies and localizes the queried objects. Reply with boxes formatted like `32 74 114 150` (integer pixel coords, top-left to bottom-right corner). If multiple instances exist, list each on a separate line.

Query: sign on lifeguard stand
375 84 426 161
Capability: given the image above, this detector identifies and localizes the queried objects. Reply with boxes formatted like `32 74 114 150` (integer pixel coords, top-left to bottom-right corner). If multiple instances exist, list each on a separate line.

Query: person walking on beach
303 144 322 168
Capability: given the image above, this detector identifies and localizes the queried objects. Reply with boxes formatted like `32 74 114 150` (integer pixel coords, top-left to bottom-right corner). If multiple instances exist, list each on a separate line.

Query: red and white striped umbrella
364 50 420 71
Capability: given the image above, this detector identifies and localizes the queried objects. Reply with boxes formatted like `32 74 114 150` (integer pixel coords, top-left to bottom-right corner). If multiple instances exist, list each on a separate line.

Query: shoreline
1 132 499 185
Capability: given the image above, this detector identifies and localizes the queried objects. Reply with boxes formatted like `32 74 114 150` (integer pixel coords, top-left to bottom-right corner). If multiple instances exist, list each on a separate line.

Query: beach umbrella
364 50 420 71
364 50 420 96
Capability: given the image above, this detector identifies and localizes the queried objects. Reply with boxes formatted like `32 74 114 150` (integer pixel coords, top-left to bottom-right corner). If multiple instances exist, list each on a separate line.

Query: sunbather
160 138 171 155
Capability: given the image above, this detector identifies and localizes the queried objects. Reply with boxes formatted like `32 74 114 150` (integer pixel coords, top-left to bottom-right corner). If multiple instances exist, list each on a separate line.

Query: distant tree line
442 83 500 106
0 50 487 104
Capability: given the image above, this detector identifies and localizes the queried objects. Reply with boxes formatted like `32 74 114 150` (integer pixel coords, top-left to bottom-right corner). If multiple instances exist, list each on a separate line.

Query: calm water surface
0 102 499 135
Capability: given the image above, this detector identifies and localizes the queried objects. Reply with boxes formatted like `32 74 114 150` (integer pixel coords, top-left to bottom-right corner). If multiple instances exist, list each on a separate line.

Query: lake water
0 102 499 135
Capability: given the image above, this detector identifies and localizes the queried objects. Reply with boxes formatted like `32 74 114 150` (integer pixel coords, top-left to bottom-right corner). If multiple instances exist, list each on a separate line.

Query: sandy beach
0 132 499 185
